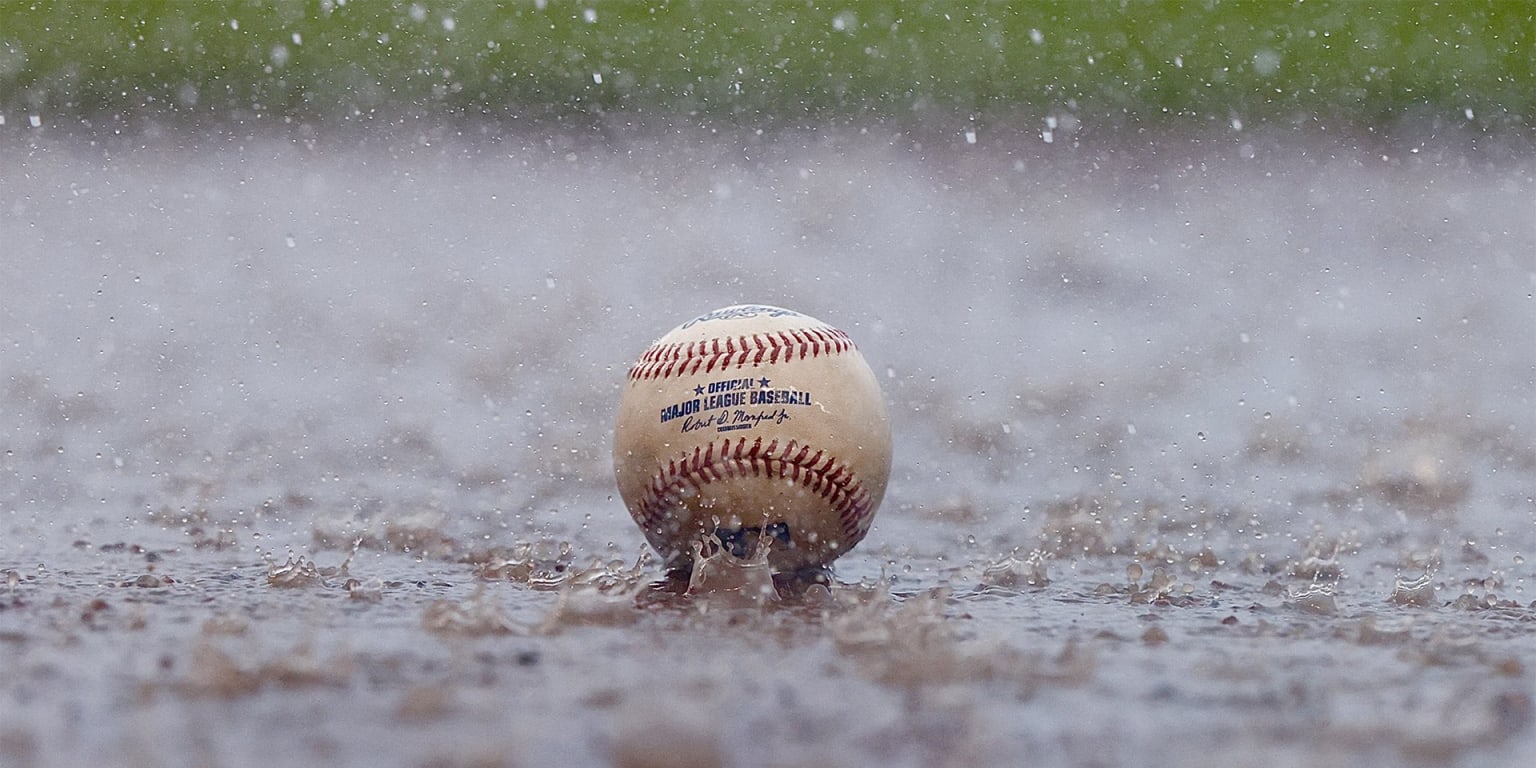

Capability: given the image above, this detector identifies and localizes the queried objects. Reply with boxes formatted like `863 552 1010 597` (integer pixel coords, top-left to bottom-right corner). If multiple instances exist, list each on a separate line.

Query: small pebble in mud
611 717 723 768
201 612 250 637
1492 692 1534 738
0 727 38 765
395 685 454 722
80 598 110 625
1490 657 1524 677
344 577 384 602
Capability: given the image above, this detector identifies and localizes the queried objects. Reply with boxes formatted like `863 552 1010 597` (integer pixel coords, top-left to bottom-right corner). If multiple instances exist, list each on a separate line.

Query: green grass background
1 1 1531 134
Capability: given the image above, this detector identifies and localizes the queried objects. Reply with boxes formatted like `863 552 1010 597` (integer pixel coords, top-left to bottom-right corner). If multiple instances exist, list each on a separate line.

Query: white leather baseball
613 304 892 572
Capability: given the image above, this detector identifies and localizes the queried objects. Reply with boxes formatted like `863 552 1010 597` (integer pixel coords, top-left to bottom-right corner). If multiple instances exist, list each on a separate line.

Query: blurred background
3 1 1531 136
2 4 1534 768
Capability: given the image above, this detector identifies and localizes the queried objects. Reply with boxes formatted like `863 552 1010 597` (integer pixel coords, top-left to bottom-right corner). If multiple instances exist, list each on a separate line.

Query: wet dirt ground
2 126 1534 767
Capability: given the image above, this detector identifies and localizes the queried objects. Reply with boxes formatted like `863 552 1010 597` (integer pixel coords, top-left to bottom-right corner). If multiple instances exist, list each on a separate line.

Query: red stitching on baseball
627 326 855 381
632 436 874 548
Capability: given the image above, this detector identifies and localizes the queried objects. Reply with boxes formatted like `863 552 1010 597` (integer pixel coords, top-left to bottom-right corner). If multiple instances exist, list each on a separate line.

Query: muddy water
2 129 1533 768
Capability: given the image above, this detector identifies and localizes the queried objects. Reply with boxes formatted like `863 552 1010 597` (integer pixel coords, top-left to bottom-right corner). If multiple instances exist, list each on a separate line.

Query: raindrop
964 129 977 145
29 115 41 128
1252 48 1281 76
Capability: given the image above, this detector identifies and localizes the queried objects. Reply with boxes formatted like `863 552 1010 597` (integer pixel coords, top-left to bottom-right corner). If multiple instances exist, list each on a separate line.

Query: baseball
613 304 892 573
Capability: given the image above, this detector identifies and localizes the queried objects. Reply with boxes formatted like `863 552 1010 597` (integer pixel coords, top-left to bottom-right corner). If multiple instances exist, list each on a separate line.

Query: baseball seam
627 326 855 381
634 436 874 549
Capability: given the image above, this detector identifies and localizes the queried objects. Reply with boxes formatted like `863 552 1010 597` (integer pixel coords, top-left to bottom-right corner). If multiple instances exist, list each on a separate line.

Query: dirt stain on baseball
2 128 1533 767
